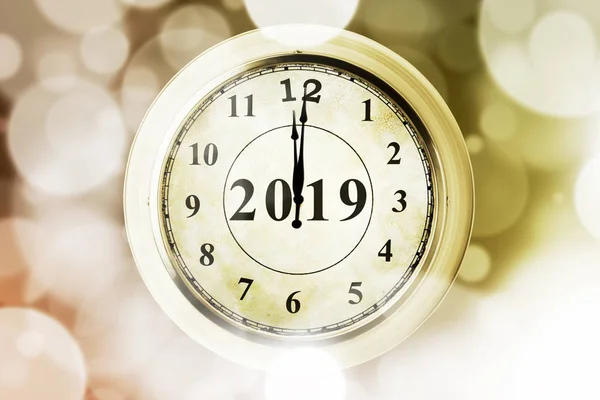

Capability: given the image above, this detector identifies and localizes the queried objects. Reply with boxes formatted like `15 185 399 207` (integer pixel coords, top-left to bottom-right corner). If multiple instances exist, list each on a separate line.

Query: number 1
280 79 296 102
363 99 373 121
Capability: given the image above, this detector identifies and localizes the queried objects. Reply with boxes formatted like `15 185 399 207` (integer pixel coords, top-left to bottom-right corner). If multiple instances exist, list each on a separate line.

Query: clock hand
291 110 299 166
291 87 308 229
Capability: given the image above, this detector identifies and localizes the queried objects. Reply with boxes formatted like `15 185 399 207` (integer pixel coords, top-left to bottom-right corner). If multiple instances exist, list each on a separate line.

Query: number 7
238 277 254 300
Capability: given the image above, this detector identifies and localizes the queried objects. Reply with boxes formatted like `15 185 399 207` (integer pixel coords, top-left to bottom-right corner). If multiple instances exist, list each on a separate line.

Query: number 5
348 282 363 305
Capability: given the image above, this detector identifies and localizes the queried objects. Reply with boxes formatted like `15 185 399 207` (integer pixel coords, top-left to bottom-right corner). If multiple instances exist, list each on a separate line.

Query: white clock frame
124 25 474 369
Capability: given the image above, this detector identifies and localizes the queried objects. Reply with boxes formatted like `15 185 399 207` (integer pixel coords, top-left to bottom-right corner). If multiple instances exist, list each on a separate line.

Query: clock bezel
124 25 474 369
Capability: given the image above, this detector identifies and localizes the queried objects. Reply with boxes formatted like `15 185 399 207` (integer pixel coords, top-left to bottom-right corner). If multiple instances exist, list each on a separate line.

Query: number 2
387 142 401 165
230 179 256 221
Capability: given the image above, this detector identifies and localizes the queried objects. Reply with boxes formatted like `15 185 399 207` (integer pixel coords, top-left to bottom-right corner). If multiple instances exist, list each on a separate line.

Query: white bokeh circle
458 243 492 283
8 80 126 196
575 157 600 241
81 26 130 74
0 308 86 400
160 4 231 71
265 348 346 400
120 0 175 9
13 207 129 304
121 37 174 132
0 33 23 81
485 0 536 34
0 217 31 277
35 49 79 92
480 1 600 116
34 0 124 34
245 0 359 46
480 100 517 141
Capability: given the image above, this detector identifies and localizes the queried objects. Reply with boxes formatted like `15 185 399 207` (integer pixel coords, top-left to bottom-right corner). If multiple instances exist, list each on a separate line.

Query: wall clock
124 25 474 369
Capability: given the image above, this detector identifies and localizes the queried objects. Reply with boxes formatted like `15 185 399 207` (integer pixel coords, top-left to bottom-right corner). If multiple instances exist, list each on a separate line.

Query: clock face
158 57 435 339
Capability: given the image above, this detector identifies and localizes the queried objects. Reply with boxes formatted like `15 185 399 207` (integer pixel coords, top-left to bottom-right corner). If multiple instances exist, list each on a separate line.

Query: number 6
286 291 301 314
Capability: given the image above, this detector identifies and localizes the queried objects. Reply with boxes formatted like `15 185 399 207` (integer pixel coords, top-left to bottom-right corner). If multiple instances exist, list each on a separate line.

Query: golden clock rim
124 24 474 370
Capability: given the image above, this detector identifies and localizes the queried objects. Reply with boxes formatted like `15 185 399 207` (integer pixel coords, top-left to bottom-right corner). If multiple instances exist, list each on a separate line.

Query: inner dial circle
224 125 373 275
160 58 434 338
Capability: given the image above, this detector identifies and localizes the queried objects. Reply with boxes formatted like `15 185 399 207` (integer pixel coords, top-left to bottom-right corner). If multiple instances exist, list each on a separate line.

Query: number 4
378 240 393 262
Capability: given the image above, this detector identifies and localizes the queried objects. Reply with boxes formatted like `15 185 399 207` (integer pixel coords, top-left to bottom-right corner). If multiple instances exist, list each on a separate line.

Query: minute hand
291 90 308 229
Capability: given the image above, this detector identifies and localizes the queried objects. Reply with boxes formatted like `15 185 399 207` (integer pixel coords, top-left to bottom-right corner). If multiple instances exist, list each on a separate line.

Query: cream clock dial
161 59 433 336
125 26 473 368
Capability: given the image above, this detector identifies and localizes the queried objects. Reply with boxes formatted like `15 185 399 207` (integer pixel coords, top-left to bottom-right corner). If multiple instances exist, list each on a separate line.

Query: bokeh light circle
8 80 126 196
160 4 231 71
34 0 123 34
459 243 492 283
478 242 600 399
138 334 217 399
480 1 600 116
575 157 600 241
78 278 178 378
265 348 346 400
364 0 440 39
36 49 79 93
81 26 130 74
120 0 175 9
508 114 593 172
245 0 359 46
121 37 175 131
465 134 484 155
390 46 448 100
529 12 596 81
0 308 86 400
485 0 536 34
480 100 517 141
0 34 23 81
363 0 478 43
14 208 129 304
471 138 529 237
0 217 31 277
375 287 498 399
436 23 480 73
92 388 126 400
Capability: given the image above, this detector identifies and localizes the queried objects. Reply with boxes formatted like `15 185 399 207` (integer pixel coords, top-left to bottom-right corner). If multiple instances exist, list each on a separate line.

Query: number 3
393 190 407 213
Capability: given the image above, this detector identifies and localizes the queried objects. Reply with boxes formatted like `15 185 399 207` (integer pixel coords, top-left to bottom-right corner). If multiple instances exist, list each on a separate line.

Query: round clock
124 25 474 369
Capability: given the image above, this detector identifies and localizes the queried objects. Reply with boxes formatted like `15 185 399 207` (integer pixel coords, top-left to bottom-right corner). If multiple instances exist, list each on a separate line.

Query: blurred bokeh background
1 0 600 398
